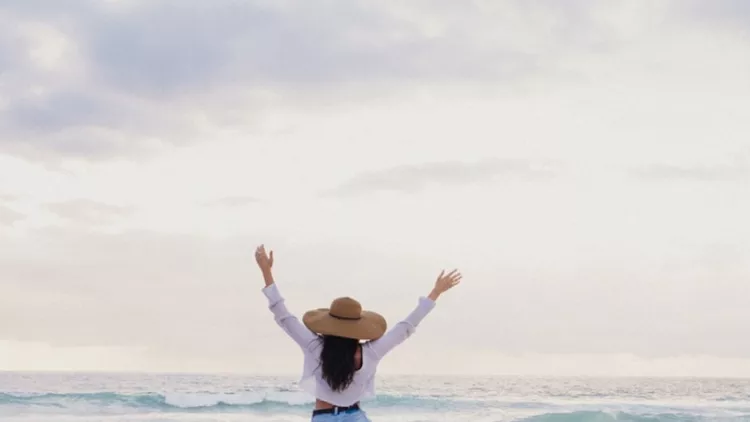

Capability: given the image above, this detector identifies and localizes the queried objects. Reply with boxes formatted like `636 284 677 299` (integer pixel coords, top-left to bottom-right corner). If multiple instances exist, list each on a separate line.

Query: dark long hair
320 335 360 392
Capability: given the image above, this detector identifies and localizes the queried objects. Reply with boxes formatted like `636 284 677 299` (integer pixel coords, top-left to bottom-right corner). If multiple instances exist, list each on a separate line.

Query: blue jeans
311 408 371 422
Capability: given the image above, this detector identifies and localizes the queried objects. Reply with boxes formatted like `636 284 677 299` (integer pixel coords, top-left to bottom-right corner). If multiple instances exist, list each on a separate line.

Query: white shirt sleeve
365 296 436 360
262 283 319 352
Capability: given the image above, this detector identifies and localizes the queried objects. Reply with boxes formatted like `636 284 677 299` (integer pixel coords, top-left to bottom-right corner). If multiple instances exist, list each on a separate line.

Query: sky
1 0 749 377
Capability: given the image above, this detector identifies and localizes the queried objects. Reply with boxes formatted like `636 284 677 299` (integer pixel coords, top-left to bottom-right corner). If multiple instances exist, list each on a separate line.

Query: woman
254 244 462 421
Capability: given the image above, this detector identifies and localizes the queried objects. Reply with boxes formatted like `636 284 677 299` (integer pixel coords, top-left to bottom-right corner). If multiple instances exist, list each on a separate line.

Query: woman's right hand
255 244 275 286
428 269 462 301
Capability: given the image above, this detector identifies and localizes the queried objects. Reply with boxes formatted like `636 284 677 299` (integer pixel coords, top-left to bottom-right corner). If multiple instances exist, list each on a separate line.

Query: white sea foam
163 391 314 408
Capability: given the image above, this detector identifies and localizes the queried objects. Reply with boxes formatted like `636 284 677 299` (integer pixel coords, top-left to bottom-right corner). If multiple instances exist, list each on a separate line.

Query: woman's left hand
428 269 462 301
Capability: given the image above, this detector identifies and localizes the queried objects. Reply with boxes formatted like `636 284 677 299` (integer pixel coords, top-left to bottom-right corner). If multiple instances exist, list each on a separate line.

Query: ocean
2 372 750 421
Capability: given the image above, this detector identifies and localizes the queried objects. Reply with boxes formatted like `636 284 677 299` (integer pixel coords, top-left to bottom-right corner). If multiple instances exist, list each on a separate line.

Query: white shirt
262 283 436 407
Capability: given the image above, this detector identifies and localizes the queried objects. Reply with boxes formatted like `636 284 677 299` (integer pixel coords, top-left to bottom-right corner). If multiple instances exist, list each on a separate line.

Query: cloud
674 0 750 30
0 228 253 349
0 0 624 162
64 0 604 95
632 155 750 182
201 196 261 207
45 199 133 225
321 158 558 197
0 206 25 225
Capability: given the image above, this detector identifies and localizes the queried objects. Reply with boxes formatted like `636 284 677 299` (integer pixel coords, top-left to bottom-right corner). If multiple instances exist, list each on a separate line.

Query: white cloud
632 151 750 182
201 196 262 207
0 0 633 162
0 205 25 225
321 158 558 197
45 199 133 224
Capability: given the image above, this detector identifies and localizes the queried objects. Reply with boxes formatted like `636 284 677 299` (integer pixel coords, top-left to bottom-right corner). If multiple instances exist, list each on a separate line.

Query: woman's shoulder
301 335 323 356
361 341 380 356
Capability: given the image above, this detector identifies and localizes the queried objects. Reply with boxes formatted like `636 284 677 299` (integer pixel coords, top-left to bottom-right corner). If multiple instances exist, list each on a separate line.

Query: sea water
2 372 750 421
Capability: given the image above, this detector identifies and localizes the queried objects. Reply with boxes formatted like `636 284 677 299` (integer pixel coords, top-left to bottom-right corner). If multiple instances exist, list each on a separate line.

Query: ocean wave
4 392 750 421
0 391 478 412
0 391 312 410
518 410 750 422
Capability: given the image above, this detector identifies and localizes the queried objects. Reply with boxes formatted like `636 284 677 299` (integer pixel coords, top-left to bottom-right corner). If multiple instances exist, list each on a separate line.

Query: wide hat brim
303 308 387 340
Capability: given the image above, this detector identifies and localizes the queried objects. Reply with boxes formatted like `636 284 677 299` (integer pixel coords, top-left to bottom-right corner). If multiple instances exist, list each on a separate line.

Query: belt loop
334 407 339 415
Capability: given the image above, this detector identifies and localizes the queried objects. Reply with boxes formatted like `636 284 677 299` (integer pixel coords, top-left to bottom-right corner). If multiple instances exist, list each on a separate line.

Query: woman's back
263 283 437 406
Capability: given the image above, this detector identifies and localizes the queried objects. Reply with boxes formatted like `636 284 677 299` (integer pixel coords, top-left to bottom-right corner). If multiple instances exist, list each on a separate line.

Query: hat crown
329 297 362 320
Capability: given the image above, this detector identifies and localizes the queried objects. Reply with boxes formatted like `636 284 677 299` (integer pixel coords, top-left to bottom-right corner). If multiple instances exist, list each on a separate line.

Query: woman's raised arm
366 269 462 360
255 245 318 351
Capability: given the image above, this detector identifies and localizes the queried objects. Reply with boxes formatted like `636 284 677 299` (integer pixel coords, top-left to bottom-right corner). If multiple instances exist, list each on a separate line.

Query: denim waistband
312 403 360 416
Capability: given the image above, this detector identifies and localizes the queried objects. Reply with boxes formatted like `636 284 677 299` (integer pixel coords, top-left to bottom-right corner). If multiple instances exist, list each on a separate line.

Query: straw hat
303 296 387 340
